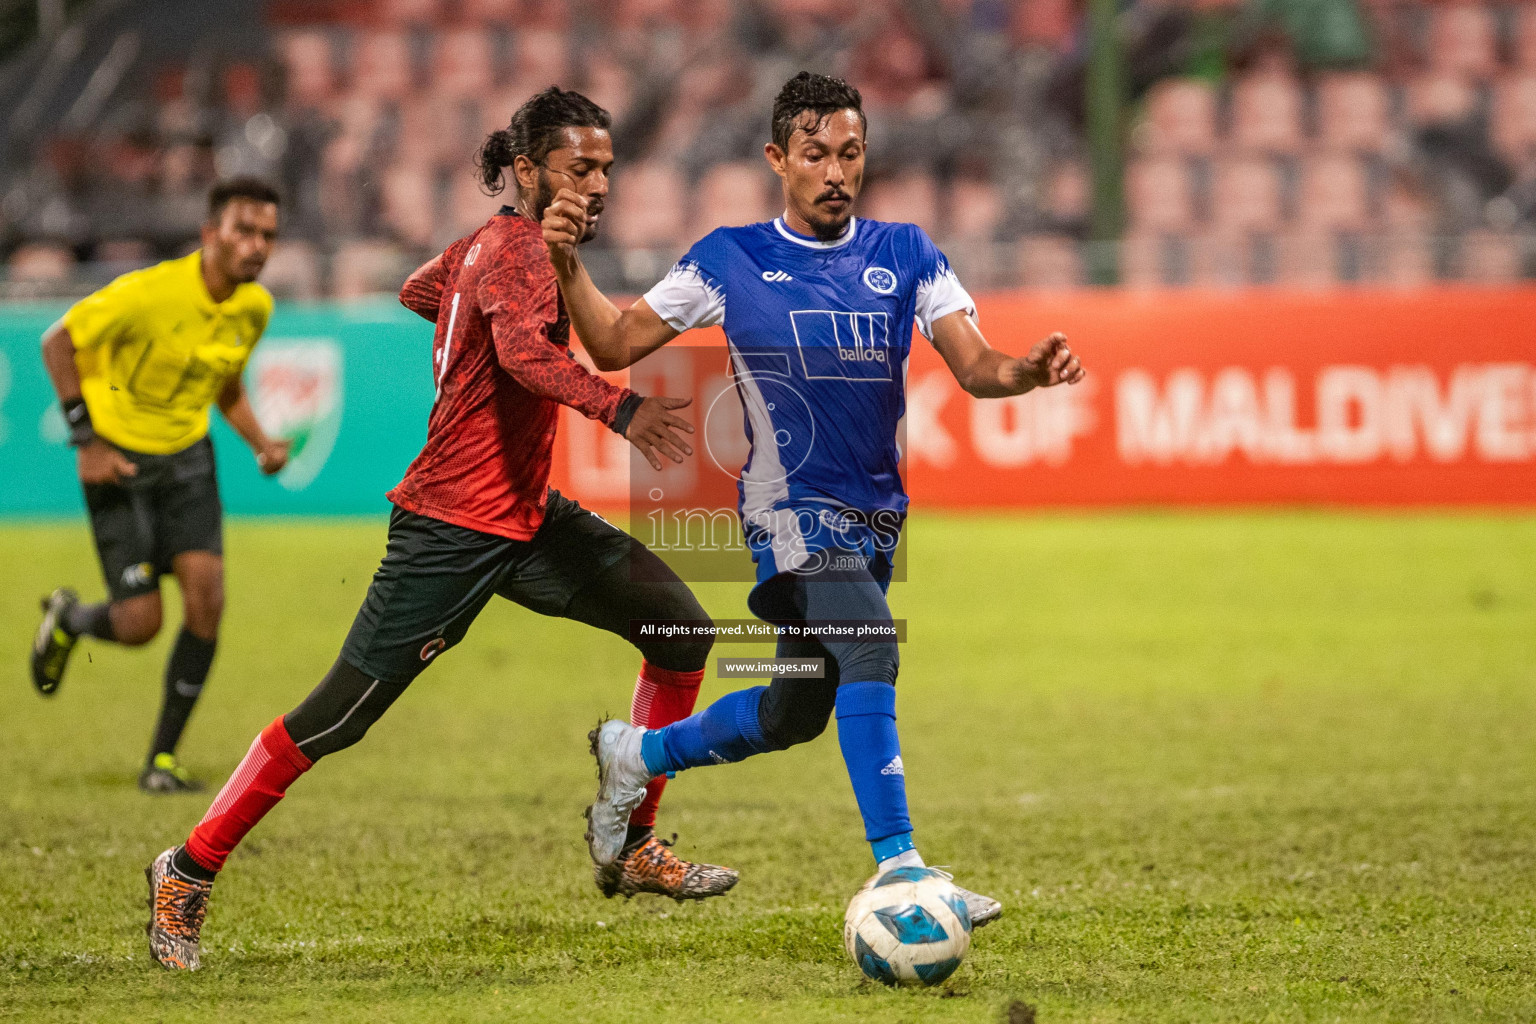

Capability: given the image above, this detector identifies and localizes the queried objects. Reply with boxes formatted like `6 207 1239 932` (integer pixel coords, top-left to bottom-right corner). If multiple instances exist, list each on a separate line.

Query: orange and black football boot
145 847 213 970
595 832 739 901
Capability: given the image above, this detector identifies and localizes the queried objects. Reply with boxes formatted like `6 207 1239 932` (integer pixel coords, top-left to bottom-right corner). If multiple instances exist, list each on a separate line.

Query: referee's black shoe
31 588 79 697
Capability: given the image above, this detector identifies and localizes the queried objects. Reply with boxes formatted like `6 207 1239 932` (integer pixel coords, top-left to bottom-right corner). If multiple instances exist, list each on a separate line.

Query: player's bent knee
757 681 836 750
112 598 163 646
828 642 899 688
283 658 409 762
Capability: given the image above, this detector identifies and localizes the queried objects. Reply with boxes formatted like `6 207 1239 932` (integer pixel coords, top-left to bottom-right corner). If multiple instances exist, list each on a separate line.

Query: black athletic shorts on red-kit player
339 489 632 684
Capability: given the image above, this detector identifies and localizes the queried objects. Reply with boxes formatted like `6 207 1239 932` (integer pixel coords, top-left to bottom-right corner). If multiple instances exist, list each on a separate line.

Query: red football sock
184 717 313 872
628 661 704 829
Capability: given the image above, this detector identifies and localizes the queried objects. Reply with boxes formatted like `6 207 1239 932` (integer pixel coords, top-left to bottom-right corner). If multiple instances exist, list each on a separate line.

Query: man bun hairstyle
207 177 280 221
771 71 866 152
477 85 612 195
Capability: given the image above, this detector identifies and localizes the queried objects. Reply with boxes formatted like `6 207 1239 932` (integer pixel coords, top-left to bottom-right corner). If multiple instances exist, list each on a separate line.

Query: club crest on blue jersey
863 266 897 294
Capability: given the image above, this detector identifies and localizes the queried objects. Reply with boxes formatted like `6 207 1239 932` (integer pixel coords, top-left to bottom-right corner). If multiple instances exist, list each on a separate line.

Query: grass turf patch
2 512 1534 1022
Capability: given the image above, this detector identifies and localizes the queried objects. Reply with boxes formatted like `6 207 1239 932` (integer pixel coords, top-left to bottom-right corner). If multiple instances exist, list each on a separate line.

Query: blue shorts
742 503 901 590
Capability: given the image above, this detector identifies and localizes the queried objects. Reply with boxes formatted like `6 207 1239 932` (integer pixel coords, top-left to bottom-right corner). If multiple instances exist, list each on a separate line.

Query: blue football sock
834 681 912 850
641 685 768 776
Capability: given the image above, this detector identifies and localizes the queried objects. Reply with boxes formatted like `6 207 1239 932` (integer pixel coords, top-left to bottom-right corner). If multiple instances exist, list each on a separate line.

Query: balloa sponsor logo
249 339 344 491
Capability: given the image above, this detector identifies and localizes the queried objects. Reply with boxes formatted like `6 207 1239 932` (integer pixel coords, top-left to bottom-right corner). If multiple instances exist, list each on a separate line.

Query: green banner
0 301 437 516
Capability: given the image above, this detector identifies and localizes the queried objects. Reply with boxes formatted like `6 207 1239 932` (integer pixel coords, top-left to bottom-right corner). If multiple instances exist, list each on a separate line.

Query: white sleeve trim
642 261 725 332
914 264 976 341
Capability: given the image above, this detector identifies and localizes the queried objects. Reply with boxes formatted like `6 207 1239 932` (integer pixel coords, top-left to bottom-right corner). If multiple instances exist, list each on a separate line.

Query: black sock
624 824 654 851
148 629 217 762
64 601 115 641
171 845 217 882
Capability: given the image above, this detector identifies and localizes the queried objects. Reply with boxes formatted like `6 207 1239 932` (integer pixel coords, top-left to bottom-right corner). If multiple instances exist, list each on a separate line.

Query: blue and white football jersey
643 215 975 581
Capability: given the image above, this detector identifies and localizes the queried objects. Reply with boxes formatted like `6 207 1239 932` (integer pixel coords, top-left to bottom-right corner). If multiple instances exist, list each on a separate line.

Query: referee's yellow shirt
64 251 273 455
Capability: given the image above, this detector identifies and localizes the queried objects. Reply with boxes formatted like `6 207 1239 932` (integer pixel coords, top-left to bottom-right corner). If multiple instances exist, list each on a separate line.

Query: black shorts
84 436 223 602
340 490 634 684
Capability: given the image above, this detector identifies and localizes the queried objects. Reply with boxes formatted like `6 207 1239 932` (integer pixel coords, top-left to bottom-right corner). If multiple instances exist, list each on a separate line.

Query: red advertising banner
550 288 1536 508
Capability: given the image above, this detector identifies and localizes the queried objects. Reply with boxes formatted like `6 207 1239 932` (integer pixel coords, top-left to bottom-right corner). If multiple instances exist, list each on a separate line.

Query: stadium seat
260 241 323 300
396 95 479 169
1272 232 1338 288
1515 4 1536 71
859 171 941 238
1209 157 1285 234
381 164 440 246
7 243 74 283
1455 229 1524 283
1297 154 1371 232
1120 232 1187 289
1370 228 1436 287
1406 73 1477 125
1426 4 1498 80
1315 72 1393 154
1187 233 1254 289
1490 74 1536 163
350 30 415 101
1126 157 1196 233
331 240 413 299
278 30 338 107
606 160 687 250
948 176 1005 242
690 161 774 237
1230 70 1305 154
329 92 385 150
1017 234 1083 290
376 0 442 26
448 169 499 238
431 28 498 98
512 28 570 86
1138 78 1218 156
579 56 635 124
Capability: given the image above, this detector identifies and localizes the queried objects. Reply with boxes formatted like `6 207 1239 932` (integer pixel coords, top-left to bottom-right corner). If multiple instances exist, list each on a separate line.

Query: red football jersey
388 208 634 540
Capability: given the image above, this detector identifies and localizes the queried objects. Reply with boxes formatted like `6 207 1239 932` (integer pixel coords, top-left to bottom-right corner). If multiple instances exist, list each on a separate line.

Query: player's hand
1006 332 1085 393
542 188 588 269
77 439 137 485
626 396 694 471
256 438 291 476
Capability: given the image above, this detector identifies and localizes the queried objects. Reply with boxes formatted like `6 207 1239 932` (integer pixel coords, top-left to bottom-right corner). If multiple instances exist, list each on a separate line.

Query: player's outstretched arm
542 188 679 371
929 310 1086 398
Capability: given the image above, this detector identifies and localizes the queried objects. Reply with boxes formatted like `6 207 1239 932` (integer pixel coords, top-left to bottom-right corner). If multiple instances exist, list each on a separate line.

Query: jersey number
434 292 461 400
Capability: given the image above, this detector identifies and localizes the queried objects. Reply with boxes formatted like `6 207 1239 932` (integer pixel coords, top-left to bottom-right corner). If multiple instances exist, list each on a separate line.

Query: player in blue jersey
543 72 1085 921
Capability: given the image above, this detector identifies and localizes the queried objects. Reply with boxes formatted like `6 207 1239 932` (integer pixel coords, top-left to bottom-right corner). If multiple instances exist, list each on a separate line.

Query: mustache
816 188 851 203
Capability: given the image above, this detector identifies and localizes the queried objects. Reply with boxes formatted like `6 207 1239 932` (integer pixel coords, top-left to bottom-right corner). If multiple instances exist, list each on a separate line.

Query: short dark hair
477 86 612 195
771 72 866 152
207 177 280 221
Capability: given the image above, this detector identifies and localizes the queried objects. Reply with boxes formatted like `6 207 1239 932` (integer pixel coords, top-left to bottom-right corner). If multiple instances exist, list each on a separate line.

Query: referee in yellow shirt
31 178 291 793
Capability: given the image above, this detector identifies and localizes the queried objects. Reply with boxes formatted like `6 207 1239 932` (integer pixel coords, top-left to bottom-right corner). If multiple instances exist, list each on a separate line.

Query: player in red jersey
143 88 736 971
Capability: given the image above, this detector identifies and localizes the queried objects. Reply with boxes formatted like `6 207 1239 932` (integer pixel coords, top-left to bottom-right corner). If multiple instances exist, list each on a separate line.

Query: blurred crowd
2 0 1534 296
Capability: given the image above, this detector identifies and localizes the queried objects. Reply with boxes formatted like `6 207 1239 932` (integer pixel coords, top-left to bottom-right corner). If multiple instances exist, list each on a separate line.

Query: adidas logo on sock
879 756 904 776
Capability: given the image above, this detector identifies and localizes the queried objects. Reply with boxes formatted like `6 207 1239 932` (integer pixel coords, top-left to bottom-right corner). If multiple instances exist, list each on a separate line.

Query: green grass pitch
2 512 1534 1022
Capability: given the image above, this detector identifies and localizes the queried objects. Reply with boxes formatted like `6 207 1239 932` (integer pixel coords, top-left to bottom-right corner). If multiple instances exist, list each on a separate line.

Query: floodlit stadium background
0 0 1533 513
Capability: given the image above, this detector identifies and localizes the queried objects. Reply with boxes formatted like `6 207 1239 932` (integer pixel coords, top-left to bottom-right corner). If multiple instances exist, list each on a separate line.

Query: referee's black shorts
83 436 223 602
339 490 634 684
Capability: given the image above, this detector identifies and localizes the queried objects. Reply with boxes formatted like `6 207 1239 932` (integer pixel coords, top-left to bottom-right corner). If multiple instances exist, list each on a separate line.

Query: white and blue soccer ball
843 865 973 986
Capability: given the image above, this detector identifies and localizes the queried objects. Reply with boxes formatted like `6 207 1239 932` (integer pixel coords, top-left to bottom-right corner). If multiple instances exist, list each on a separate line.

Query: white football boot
858 866 1004 929
585 719 656 867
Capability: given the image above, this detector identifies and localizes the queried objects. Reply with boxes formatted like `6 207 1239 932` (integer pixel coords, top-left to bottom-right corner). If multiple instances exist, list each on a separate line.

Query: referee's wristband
610 392 645 437
62 398 95 447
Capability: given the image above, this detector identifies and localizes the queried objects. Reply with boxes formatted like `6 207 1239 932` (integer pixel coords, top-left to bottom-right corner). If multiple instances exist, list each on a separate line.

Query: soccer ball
843 865 973 986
